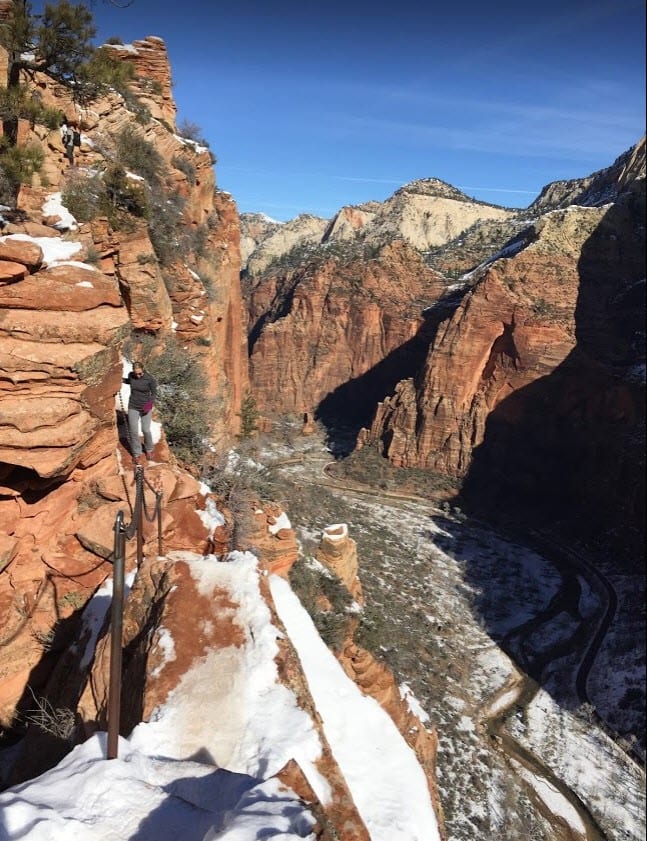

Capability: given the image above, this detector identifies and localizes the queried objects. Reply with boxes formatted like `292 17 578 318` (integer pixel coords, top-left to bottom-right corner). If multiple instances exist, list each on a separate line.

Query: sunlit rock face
315 523 363 605
361 139 646 553
242 179 515 275
0 30 248 747
247 240 447 423
104 36 177 127
243 213 329 275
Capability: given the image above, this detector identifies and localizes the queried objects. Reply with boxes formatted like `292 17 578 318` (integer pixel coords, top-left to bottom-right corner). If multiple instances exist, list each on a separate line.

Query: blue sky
45 1 647 220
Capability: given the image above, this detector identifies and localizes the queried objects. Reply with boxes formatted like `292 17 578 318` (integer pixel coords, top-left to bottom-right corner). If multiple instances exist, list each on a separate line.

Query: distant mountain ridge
241 176 516 275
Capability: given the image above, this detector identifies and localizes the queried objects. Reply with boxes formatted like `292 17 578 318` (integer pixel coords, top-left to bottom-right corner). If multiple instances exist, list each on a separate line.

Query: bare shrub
25 688 76 741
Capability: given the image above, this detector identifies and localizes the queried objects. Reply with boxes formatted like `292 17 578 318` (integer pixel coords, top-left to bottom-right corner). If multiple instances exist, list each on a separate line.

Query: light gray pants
128 408 153 458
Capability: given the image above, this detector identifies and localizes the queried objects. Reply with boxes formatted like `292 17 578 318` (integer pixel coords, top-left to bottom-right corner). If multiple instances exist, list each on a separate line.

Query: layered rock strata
360 150 646 550
248 240 448 423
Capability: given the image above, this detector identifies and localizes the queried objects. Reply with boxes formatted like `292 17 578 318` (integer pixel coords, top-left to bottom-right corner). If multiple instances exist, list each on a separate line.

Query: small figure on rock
124 362 158 467
60 118 78 167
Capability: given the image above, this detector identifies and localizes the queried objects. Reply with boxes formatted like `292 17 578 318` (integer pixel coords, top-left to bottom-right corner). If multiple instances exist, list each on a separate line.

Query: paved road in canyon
268 448 624 841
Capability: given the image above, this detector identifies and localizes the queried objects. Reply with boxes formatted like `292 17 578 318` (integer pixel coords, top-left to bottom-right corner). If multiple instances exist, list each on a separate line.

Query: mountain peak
395 178 472 202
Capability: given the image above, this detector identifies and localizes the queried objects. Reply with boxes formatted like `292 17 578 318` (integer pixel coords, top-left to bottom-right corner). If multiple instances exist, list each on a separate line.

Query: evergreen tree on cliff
0 0 95 89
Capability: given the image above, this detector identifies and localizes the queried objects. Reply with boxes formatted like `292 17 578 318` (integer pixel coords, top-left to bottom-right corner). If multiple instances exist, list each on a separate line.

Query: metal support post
135 468 144 567
157 492 163 556
107 511 126 760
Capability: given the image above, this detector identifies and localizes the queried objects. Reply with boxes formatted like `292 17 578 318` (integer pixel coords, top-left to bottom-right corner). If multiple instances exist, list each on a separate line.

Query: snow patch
268 511 291 535
42 193 78 230
270 574 440 840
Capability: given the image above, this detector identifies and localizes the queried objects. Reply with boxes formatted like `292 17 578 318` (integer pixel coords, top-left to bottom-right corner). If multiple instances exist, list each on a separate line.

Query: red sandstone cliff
360 140 646 551
0 29 248 740
247 240 448 423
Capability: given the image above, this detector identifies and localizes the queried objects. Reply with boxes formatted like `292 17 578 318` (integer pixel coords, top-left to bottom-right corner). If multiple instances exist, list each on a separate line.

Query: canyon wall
0 32 247 738
360 138 646 553
247 240 448 424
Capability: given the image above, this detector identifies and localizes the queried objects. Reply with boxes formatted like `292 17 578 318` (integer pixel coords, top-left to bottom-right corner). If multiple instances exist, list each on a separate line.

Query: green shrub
132 336 212 467
0 85 61 129
61 169 105 222
238 393 259 439
75 46 136 105
122 89 152 125
0 141 43 190
114 125 164 185
148 187 186 265
103 163 150 220
60 165 149 229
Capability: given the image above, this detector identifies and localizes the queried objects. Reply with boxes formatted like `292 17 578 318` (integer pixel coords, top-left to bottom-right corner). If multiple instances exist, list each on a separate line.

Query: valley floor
256 426 646 841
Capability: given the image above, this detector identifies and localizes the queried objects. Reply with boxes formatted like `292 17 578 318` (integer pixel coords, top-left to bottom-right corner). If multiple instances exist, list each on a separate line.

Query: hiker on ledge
124 362 157 466
60 118 79 167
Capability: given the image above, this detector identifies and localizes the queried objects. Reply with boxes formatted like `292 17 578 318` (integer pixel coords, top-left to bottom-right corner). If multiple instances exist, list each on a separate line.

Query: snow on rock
129 551 330 803
0 233 82 266
270 574 441 841
197 495 226 539
268 511 291 535
323 522 348 541
0 734 316 841
41 192 77 231
400 683 430 724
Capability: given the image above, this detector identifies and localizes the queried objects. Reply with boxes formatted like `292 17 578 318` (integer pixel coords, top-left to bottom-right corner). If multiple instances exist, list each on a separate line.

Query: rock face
244 213 329 275
0 236 129 478
239 211 284 268
315 524 363 604
0 446 217 739
104 37 177 127
529 137 646 212
0 28 249 742
248 240 448 424
361 141 646 553
350 179 516 252
243 179 515 276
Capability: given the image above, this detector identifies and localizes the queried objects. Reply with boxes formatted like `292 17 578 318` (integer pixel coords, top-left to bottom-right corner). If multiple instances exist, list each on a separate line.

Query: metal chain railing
107 463 163 761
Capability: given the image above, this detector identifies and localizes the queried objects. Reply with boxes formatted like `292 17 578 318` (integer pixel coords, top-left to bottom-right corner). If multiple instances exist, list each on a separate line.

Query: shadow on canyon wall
447 194 645 742
458 193 646 565
315 294 465 457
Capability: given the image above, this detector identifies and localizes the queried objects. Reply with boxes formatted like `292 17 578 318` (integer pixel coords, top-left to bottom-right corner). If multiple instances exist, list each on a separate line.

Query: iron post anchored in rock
107 510 126 760
106 472 164 759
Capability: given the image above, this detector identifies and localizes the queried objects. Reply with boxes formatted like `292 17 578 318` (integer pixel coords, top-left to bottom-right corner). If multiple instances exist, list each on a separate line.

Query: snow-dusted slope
0 551 439 841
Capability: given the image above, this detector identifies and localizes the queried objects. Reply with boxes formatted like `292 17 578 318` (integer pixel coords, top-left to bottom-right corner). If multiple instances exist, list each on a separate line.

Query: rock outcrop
360 140 646 553
313 522 443 831
529 136 646 212
244 213 329 275
104 37 177 127
248 240 448 423
239 211 284 268
353 179 516 252
315 524 363 605
0 28 248 740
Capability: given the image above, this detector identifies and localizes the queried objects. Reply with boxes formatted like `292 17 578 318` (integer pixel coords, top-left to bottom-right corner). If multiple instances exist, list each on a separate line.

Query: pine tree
238 394 259 439
1 1 96 89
